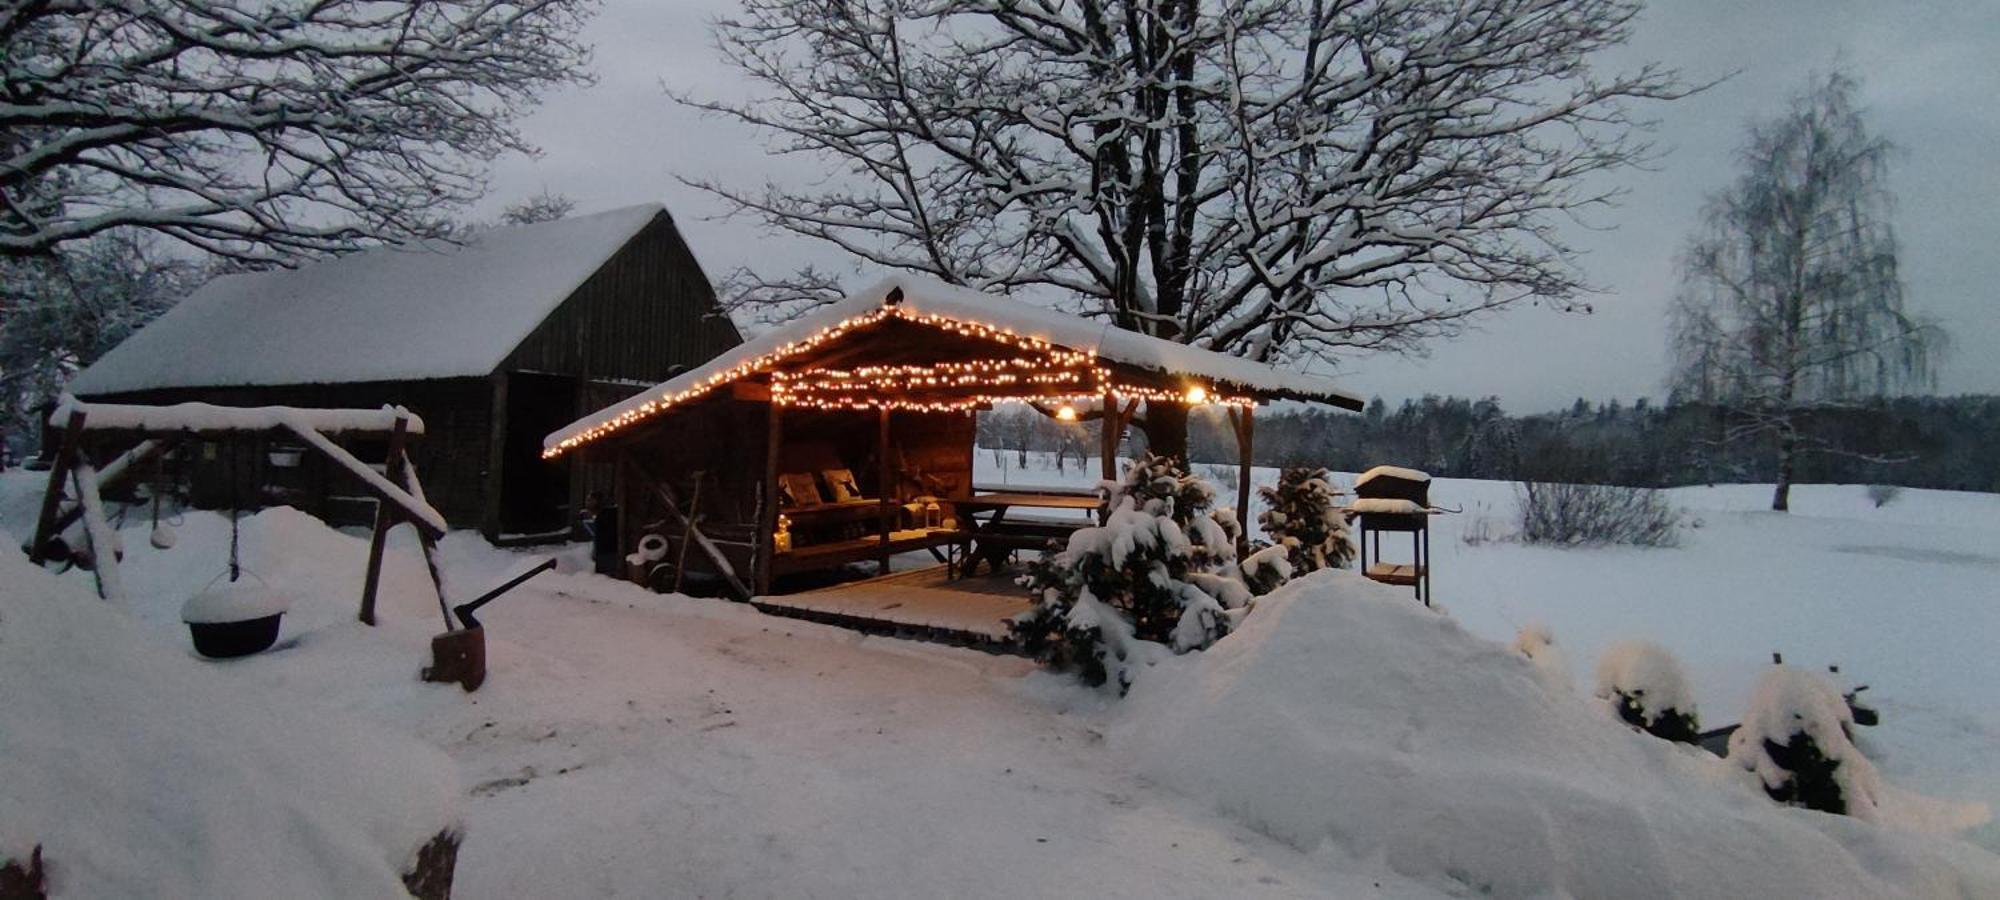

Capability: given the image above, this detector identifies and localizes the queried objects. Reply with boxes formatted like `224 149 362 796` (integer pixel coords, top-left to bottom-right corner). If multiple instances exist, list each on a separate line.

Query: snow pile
1509 622 1571 690
1729 666 1883 819
1118 570 2000 898
180 580 293 624
0 545 461 897
1595 638 1701 740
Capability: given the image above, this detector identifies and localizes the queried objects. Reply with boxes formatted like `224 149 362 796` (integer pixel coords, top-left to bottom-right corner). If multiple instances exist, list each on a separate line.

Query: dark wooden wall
79 379 493 527
503 211 742 384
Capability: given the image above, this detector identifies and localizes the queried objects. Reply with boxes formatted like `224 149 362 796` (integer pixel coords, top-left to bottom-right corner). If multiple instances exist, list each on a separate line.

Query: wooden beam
280 422 443 538
878 406 892 575
26 410 86 564
42 438 169 544
357 415 410 626
629 457 752 600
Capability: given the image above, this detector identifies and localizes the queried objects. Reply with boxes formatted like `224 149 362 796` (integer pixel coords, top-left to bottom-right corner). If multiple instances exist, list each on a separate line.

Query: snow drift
0 545 461 898
1118 570 2000 899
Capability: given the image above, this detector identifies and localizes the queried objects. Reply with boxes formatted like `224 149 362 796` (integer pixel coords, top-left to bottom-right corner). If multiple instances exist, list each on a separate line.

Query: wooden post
357 415 410 626
878 406 892 575
614 449 631 580
27 410 85 563
399 450 455 628
756 400 783 596
1098 391 1118 482
1232 405 1254 558
480 372 509 541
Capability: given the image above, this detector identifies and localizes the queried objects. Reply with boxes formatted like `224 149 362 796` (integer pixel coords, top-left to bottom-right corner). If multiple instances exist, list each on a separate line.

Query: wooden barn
544 275 1364 601
67 204 742 540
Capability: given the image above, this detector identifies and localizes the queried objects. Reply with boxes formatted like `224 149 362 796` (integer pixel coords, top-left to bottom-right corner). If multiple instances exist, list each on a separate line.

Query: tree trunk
1139 402 1190 463
1772 429 1796 511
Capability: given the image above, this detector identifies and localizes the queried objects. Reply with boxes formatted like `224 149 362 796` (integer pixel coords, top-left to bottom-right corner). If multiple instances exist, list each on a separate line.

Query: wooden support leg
71 461 124 600
357 416 410 626
878 406 892 576
399 450 454 628
27 410 86 563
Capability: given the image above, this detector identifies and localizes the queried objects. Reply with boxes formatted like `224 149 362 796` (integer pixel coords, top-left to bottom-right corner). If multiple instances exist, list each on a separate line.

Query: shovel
422 557 557 692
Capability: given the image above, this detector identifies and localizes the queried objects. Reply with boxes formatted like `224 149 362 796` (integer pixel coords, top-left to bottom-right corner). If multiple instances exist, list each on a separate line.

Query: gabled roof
70 204 669 395
545 275 1364 457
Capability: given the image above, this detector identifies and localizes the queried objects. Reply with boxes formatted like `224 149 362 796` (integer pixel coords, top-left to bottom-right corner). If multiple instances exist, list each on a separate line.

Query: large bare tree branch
2 0 598 263
684 0 1689 379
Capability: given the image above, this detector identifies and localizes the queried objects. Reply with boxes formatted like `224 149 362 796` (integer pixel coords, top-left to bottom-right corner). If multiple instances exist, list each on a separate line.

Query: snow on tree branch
2 0 598 263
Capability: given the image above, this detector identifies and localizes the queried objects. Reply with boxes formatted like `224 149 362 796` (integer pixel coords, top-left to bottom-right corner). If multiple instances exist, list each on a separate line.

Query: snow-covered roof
546 274 1364 456
70 204 669 395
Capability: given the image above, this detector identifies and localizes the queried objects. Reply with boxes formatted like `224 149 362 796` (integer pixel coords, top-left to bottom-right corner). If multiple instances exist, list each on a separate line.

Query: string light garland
544 299 1252 459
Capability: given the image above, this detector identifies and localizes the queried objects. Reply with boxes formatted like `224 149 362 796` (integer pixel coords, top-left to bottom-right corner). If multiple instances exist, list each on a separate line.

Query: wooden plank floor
753 565 1032 652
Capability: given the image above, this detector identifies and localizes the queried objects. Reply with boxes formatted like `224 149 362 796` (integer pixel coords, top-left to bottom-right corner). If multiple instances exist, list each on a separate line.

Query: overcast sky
477 0 1999 414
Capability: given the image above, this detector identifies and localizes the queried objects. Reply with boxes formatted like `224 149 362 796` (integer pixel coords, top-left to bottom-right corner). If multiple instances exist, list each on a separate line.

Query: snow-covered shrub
1510 623 1571 691
1594 640 1700 743
1867 483 1902 508
1728 666 1881 818
1517 481 1680 547
1013 454 1248 692
1256 466 1355 573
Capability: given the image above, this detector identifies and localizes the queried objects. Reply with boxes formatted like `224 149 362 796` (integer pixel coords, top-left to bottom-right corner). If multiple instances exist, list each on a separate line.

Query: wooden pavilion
543 276 1365 598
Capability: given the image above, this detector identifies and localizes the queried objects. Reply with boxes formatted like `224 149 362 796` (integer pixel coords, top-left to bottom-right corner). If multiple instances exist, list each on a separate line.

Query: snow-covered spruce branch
2 0 597 263
688 0 1688 365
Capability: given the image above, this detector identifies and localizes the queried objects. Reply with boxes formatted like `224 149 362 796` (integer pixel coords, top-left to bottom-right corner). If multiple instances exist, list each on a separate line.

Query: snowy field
4 456 1998 896
980 450 2000 849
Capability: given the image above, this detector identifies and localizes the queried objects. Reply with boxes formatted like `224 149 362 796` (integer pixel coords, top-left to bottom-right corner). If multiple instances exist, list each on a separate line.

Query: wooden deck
752 565 1032 652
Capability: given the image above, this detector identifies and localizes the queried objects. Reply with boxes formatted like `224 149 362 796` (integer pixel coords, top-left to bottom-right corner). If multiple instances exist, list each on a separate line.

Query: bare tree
2 0 596 264
684 0 1687 454
1670 71 1941 511
0 232 209 453
501 191 580 225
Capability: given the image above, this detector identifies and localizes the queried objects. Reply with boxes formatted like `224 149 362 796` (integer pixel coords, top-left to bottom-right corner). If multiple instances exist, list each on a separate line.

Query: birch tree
1670 72 1940 511
2 0 596 263
685 0 1686 453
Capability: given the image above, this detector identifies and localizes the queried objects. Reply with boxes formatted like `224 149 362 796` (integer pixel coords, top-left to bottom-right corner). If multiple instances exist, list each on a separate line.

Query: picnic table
953 490 1101 577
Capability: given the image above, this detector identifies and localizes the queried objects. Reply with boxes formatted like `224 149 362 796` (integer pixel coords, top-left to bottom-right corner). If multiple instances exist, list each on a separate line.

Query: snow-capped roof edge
545 274 1365 457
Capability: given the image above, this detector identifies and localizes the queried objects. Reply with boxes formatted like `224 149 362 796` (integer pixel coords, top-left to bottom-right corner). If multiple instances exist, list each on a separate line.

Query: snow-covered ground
979 450 2000 851
4 454 1997 896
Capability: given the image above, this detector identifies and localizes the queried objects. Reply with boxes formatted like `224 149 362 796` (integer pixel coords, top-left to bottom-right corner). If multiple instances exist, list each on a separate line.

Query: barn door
498 372 577 537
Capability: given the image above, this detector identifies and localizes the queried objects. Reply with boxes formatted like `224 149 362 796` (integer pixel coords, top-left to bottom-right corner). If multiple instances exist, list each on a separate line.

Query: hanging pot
182 580 292 659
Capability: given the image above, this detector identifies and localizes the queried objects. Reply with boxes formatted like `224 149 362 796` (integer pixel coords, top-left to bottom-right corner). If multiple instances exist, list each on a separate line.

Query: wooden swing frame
25 401 448 624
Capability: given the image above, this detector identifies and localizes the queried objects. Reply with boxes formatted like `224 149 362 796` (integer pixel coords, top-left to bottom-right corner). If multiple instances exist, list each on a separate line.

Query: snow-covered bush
1510 623 1571 691
1594 639 1700 743
1729 666 1881 818
1013 454 1249 692
1517 481 1680 547
1256 466 1355 574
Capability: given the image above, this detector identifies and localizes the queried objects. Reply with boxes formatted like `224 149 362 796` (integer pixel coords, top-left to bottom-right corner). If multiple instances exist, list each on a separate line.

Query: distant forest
978 395 2000 494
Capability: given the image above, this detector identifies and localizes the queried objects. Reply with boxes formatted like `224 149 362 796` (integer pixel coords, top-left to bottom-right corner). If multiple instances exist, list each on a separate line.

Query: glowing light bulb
1184 385 1209 404
1055 404 1078 422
